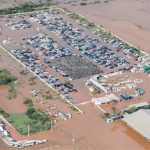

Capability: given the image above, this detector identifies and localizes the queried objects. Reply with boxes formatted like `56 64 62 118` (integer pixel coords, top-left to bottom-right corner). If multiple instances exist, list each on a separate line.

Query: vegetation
111 107 117 114
125 106 136 114
0 69 16 85
24 97 33 107
25 107 53 133
0 1 53 16
20 69 29 75
0 69 17 99
0 106 53 135
42 94 53 100
7 113 32 135
0 107 9 118
80 2 87 6
87 22 96 29
29 76 36 85
102 112 110 119
7 82 17 99
130 48 141 55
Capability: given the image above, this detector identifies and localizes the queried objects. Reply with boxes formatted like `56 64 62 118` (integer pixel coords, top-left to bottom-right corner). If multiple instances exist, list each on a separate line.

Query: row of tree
0 1 53 16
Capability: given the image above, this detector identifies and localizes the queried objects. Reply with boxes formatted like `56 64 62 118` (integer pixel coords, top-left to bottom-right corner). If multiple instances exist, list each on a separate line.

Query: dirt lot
65 0 150 53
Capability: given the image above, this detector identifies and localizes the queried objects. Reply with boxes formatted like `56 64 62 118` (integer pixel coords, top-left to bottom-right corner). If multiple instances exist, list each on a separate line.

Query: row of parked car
22 33 101 79
6 19 32 30
103 38 139 59
29 10 130 70
0 122 47 148
23 33 73 61
11 48 76 100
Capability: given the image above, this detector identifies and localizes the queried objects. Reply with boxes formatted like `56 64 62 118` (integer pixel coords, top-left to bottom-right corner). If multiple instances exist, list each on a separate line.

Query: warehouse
122 109 150 140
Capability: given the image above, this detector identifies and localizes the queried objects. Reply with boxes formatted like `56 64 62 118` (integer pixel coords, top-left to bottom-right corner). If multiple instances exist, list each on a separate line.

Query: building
89 71 139 93
122 109 150 140
91 94 120 105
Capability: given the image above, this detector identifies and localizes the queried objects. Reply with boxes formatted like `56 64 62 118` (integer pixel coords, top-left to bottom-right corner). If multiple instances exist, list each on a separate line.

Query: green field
7 113 31 135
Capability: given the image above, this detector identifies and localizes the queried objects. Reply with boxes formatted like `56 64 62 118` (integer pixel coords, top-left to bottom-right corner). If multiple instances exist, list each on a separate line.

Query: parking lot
0 9 137 104
30 10 131 69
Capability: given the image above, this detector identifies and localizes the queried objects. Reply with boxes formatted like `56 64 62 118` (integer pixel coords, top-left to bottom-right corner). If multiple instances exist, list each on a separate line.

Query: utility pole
72 132 75 146
50 120 53 132
76 145 79 150
28 124 30 136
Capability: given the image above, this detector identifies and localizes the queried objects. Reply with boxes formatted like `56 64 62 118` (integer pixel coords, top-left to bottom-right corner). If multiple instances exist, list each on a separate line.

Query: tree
103 112 110 119
26 107 35 116
24 97 33 105
111 107 117 114
126 106 136 114
0 69 16 85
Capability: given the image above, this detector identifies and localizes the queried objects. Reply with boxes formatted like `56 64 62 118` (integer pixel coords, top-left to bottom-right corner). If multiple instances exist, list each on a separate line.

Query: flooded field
65 0 150 53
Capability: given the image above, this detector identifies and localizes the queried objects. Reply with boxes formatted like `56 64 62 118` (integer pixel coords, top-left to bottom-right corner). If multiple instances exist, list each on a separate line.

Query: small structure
91 94 120 105
58 111 72 120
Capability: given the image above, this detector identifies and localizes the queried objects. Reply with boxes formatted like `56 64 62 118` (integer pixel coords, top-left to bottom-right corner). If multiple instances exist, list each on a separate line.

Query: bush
0 1 53 16
25 107 52 133
80 2 87 6
26 107 35 116
8 82 17 99
0 108 9 118
24 97 33 106
42 95 53 100
20 69 29 75
0 69 16 85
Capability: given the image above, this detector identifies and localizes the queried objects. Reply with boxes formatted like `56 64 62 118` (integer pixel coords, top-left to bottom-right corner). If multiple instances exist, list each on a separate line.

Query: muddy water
122 121 150 150
0 140 15 150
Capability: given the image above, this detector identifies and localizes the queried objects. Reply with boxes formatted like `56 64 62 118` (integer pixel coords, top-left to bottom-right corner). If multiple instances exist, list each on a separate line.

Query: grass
7 113 31 135
20 69 29 75
42 94 53 100
7 82 17 99
4 110 53 135
0 1 56 16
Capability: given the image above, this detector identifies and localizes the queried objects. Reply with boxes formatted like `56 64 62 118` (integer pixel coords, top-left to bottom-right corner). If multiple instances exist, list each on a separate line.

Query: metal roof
122 109 150 139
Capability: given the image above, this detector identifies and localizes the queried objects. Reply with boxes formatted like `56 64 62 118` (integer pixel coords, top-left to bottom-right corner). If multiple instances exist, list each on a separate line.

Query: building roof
122 109 150 139
91 94 119 105
144 66 150 72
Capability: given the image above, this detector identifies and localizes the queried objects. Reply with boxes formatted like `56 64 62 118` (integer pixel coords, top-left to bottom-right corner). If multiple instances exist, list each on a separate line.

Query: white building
122 109 150 140
91 94 120 105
